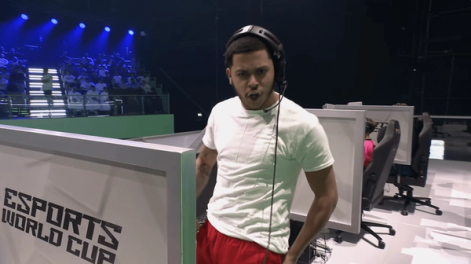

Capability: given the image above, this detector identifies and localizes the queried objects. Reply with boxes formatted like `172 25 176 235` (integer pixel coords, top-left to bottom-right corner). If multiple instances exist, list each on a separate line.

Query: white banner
324 105 414 165
0 125 196 264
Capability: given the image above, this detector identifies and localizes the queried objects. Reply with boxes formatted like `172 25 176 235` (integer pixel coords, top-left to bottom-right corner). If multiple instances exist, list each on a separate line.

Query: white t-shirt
86 90 100 102
203 94 334 254
42 73 53 91
142 84 152 94
100 91 109 102
0 58 8 67
68 91 83 103
81 82 95 90
0 78 8 91
113 75 122 84
99 70 107 77
95 82 107 93
63 74 76 84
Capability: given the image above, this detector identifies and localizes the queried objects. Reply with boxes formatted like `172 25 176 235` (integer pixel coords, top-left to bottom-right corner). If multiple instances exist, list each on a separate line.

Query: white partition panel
131 129 206 152
290 109 366 234
324 105 414 165
0 125 196 264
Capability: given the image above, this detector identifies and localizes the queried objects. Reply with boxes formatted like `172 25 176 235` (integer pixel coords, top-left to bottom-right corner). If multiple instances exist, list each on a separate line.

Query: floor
304 159 471 264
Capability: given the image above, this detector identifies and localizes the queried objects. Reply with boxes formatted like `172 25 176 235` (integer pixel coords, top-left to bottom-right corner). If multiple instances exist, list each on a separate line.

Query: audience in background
0 73 8 95
0 45 164 117
141 80 152 94
95 79 107 93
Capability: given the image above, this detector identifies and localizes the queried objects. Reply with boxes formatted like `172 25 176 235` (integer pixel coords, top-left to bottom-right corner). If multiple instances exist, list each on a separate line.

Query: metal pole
445 54 455 116
141 95 145 115
8 96 12 119
419 0 433 113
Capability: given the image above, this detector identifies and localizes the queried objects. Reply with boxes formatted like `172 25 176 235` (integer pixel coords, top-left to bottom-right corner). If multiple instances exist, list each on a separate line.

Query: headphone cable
262 84 287 264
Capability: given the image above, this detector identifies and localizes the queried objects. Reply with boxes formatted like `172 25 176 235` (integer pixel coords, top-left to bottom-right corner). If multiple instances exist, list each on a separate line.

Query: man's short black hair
224 36 273 68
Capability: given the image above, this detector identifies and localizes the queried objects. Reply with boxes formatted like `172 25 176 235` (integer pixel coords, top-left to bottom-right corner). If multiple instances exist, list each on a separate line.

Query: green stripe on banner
0 115 174 139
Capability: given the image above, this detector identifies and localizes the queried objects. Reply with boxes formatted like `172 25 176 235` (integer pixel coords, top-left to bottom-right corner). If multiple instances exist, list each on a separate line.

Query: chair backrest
362 120 401 211
377 126 387 143
411 112 432 176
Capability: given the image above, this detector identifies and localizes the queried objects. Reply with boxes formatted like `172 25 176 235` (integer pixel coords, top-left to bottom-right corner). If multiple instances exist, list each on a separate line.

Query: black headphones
225 25 287 89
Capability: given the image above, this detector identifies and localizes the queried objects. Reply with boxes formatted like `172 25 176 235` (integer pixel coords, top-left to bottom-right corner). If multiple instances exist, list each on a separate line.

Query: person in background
129 77 140 89
112 72 122 85
95 78 107 94
118 78 128 89
0 54 8 71
0 73 8 95
9 68 26 94
91 71 100 83
364 118 377 168
103 71 112 88
67 86 83 104
77 71 88 85
98 65 107 77
41 68 53 106
141 80 152 94
86 85 100 103
62 71 76 90
80 77 94 90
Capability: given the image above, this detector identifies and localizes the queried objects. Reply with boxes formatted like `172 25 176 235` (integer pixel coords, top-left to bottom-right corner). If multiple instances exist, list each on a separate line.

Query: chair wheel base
389 228 396 236
436 209 442 215
401 210 408 216
378 240 385 249
334 235 343 243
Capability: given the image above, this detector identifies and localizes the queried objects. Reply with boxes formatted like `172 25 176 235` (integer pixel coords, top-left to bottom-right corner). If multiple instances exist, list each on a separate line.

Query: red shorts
197 220 285 264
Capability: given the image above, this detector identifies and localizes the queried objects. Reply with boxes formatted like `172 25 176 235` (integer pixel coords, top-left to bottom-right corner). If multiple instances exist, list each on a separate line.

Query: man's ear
226 68 232 85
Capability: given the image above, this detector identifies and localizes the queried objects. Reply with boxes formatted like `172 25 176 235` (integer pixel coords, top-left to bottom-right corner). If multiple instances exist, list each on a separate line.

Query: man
129 77 140 89
41 68 53 106
9 68 26 94
141 80 152 94
0 54 8 70
118 78 129 89
86 85 101 113
196 25 338 264
0 73 8 95
80 77 95 90
62 71 76 90
95 78 107 93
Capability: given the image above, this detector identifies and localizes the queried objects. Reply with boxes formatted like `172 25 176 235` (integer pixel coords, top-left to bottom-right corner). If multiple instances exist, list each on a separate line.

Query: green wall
0 115 174 139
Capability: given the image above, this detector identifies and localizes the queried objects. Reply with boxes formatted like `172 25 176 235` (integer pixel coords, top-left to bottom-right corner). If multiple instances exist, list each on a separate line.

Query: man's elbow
319 190 338 214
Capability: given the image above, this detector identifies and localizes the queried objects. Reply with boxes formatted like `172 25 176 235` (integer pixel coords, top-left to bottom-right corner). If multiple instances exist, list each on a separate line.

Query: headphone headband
226 25 287 87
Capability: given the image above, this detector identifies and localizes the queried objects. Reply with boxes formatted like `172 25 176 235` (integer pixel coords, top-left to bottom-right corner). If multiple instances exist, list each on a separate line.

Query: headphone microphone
226 25 287 264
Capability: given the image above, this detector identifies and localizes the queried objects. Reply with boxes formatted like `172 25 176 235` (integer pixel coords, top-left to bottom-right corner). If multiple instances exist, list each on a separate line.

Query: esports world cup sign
2 188 123 264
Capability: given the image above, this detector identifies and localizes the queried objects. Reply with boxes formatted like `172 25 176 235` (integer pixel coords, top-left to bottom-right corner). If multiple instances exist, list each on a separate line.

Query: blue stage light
79 23 86 29
51 18 58 24
21 14 29 20
128 30 134 35
105 27 110 32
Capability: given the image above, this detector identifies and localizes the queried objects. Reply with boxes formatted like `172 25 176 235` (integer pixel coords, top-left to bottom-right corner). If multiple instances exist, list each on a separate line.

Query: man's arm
196 144 217 198
285 165 338 262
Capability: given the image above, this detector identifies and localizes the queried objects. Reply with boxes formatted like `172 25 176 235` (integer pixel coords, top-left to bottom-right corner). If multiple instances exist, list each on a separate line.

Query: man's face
226 49 276 110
